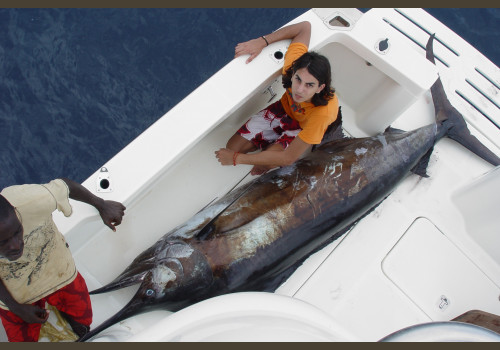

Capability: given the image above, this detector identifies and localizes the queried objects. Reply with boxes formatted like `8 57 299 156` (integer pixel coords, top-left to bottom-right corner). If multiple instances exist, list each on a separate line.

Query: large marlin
78 35 500 341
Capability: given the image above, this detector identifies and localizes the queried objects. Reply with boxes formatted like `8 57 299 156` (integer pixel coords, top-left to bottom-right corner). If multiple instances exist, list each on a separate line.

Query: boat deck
70 8 500 342
2 8 499 342
275 9 500 340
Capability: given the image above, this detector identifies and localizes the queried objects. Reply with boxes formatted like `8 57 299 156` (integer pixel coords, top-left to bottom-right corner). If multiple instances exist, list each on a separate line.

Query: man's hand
10 303 49 324
235 38 267 64
96 200 126 232
234 21 311 64
215 148 237 166
60 178 126 232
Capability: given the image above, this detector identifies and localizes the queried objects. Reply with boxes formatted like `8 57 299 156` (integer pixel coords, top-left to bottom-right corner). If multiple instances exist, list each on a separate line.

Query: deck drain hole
100 179 110 190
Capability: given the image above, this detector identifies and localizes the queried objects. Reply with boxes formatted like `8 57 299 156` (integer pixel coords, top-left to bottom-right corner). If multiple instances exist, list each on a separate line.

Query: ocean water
0 8 499 189
0 8 499 343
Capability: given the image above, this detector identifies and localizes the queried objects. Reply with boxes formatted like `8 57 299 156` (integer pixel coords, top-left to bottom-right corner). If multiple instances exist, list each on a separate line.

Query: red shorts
238 100 302 150
0 272 92 342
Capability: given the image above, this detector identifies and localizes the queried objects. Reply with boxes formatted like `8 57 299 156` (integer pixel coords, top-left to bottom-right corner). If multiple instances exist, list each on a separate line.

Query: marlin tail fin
426 34 500 166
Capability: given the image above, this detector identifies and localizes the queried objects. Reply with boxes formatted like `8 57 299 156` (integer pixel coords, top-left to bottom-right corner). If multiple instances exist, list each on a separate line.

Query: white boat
44 8 500 341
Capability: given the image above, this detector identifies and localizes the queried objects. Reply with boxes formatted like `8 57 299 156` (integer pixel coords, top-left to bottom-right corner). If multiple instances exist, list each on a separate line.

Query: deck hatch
382 217 500 320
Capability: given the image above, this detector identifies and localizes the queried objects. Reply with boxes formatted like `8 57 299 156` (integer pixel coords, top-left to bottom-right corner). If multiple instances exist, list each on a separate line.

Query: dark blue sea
1 8 499 189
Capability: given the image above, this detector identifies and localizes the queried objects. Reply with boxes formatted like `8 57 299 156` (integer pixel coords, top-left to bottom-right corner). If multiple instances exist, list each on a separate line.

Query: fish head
133 257 184 307
79 241 213 341
136 240 214 309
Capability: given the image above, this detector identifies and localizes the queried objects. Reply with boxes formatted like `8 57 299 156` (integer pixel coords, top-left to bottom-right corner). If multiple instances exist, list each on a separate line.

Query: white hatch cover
382 217 500 320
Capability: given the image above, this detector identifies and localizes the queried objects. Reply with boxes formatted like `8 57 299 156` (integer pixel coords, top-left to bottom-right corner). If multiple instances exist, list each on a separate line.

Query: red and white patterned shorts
0 272 92 342
237 100 301 150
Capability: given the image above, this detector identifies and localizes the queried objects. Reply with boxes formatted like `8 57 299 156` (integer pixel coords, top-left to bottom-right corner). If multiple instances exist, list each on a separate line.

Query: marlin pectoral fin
195 181 256 241
384 126 406 134
196 222 215 241
411 146 433 178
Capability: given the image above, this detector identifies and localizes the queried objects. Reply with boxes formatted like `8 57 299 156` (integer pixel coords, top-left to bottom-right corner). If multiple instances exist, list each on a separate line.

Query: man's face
0 211 24 261
290 67 325 104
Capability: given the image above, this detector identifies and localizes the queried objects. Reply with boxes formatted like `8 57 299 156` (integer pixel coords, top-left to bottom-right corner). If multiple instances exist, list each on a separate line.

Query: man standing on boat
0 178 126 341
215 21 339 175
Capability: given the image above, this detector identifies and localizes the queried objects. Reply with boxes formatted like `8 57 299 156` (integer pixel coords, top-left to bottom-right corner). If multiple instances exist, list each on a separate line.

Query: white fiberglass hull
43 8 500 342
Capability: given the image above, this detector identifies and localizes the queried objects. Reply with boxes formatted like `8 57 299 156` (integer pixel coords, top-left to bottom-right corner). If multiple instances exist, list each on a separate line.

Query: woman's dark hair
0 195 14 222
282 51 335 106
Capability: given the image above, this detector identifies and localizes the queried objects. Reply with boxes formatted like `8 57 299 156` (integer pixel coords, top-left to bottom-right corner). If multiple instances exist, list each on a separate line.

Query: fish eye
145 289 155 297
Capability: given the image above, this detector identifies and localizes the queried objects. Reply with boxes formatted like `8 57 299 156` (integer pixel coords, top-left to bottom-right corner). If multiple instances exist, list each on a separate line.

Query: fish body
78 35 499 341
189 124 438 293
